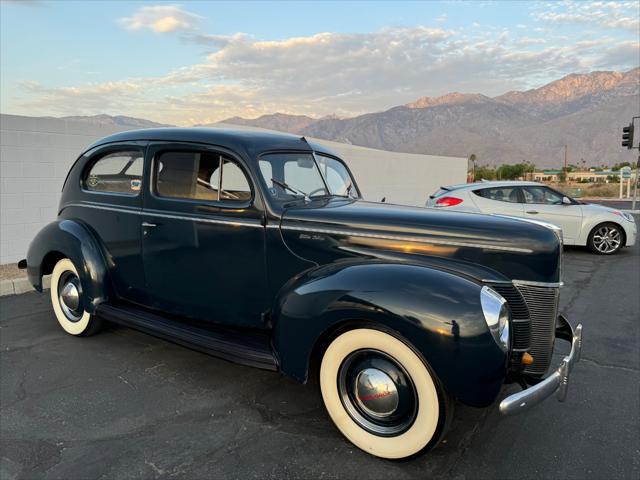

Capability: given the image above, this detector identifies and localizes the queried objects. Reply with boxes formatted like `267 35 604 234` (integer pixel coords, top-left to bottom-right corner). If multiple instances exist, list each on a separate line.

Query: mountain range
56 68 640 167
215 68 640 167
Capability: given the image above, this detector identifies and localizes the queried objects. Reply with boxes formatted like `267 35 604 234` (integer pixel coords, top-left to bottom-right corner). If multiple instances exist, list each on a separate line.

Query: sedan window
85 151 143 195
155 151 251 203
522 186 564 205
473 187 520 203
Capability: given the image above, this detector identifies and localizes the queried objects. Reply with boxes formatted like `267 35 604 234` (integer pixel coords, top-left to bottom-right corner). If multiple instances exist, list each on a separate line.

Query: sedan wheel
319 328 451 459
588 223 623 255
50 258 101 336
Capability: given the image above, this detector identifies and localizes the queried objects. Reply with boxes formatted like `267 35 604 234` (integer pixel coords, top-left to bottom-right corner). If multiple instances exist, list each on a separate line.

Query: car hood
280 198 562 283
580 202 623 216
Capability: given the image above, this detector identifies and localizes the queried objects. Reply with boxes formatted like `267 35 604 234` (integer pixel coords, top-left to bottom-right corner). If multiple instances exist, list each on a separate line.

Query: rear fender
271 260 508 407
26 220 111 313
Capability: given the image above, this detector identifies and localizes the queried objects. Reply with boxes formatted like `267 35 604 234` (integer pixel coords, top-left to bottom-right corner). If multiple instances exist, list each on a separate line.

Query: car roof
444 180 542 191
84 127 338 159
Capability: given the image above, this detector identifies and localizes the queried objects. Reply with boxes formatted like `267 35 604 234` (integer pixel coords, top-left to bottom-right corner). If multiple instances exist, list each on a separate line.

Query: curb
0 275 50 297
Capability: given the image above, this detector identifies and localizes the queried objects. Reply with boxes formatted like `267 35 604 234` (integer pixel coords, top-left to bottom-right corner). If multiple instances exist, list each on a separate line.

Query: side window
473 187 520 203
522 186 563 205
85 151 143 195
155 151 250 203
220 159 251 201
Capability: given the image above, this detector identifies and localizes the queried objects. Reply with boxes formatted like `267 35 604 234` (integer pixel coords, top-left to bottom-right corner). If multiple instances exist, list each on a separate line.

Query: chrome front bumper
499 316 583 416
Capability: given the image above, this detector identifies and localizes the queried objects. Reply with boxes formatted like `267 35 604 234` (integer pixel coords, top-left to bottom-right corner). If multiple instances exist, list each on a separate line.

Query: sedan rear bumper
499 316 582 415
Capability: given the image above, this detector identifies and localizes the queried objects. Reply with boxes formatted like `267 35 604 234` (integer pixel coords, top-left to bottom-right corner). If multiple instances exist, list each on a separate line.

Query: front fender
272 261 508 407
26 220 110 313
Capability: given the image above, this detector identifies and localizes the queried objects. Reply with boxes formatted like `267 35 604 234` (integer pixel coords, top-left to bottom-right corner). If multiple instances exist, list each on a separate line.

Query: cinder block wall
0 114 467 264
1 115 130 264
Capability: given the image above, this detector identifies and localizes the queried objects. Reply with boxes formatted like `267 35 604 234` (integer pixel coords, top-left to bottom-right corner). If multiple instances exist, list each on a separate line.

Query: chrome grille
514 283 559 375
490 284 531 352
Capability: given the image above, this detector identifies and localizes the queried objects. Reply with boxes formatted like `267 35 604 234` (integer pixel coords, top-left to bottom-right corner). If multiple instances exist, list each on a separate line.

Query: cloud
12 23 640 125
532 1 640 32
18 80 144 114
118 5 203 33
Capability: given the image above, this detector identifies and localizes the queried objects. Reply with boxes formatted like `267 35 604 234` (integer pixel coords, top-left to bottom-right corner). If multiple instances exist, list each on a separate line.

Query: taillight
435 196 463 207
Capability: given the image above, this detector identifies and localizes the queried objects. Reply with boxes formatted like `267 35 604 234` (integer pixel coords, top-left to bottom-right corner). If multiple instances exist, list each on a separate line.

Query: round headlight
480 286 510 351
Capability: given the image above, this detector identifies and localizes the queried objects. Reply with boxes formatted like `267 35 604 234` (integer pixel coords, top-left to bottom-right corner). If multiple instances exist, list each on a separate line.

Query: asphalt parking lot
1 226 639 479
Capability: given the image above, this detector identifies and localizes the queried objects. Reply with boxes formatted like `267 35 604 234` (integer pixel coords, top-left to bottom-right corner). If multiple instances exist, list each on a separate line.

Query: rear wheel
319 328 452 459
50 258 102 336
588 222 624 255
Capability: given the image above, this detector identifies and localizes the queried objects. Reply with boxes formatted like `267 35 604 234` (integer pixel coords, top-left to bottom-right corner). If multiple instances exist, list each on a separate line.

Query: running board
96 303 278 371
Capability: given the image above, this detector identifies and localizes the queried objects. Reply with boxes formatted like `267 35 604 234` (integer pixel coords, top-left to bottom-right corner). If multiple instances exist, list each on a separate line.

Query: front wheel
50 258 102 336
588 222 624 255
319 328 452 459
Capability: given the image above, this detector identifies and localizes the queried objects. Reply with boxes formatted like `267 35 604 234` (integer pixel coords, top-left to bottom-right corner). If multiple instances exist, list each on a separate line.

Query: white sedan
426 181 637 254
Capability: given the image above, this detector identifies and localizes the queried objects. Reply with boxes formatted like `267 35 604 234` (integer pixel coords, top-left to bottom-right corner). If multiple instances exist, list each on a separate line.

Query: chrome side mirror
562 196 572 205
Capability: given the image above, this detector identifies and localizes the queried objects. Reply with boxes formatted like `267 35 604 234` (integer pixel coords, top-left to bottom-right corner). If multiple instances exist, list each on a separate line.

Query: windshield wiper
271 178 310 202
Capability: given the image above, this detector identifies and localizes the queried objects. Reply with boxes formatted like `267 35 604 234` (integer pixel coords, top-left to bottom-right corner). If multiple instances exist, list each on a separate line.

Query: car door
521 185 582 243
470 186 525 216
141 142 269 328
76 143 148 304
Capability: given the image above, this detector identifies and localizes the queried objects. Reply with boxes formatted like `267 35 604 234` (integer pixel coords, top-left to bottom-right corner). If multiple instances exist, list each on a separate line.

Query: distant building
532 169 636 183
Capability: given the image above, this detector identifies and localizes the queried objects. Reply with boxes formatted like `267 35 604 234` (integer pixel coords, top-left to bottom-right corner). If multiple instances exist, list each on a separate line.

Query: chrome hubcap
354 368 399 418
593 226 621 253
58 272 82 321
338 349 418 436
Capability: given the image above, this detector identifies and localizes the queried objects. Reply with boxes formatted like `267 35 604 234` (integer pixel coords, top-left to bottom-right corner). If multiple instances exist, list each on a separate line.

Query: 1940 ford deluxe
21 128 583 459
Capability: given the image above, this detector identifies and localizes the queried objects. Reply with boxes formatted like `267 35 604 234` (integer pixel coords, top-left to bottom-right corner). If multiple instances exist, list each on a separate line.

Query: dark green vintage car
21 128 582 459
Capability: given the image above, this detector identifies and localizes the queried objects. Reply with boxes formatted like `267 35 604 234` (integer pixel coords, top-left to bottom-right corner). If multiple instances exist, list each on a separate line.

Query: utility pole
633 153 639 211
622 117 639 210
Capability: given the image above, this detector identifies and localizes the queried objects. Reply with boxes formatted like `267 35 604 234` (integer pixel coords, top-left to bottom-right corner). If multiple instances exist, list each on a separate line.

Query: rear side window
85 151 143 195
155 151 251 203
473 187 520 203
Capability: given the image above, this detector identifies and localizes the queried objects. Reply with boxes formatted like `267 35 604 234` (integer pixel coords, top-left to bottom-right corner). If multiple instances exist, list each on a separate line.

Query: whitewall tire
319 328 450 459
50 258 101 336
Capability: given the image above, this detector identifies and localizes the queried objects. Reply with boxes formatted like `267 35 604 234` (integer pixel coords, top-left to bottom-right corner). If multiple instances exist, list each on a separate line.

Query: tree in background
496 163 535 180
559 170 567 183
475 165 496 180
468 153 477 182
611 161 631 171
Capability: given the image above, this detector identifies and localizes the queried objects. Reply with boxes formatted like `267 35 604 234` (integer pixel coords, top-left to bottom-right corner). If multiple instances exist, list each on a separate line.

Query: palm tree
469 154 477 182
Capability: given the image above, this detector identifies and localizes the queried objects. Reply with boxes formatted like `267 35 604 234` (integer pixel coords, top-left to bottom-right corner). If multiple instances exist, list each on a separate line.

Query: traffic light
622 123 634 149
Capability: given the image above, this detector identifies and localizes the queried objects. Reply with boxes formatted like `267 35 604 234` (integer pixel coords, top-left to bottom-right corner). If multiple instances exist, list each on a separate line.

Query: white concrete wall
0 115 131 264
0 114 466 264
315 140 467 206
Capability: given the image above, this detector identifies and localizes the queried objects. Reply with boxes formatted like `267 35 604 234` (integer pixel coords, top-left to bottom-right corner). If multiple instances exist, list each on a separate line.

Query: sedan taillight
435 196 463 207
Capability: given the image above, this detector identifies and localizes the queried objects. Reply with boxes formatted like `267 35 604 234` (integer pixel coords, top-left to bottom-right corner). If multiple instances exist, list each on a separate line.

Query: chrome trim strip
62 202 534 252
512 280 564 288
280 224 533 253
62 202 265 228
144 210 263 228
492 214 562 234
61 202 142 216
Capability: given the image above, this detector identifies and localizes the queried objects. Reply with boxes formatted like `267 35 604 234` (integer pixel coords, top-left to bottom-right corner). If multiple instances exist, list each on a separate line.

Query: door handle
526 211 539 214
142 222 158 227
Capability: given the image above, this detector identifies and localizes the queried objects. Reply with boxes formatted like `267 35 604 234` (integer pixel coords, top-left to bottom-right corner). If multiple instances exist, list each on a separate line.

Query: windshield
259 152 357 201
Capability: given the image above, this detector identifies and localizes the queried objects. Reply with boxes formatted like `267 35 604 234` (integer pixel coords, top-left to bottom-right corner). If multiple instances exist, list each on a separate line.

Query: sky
1 0 638 126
